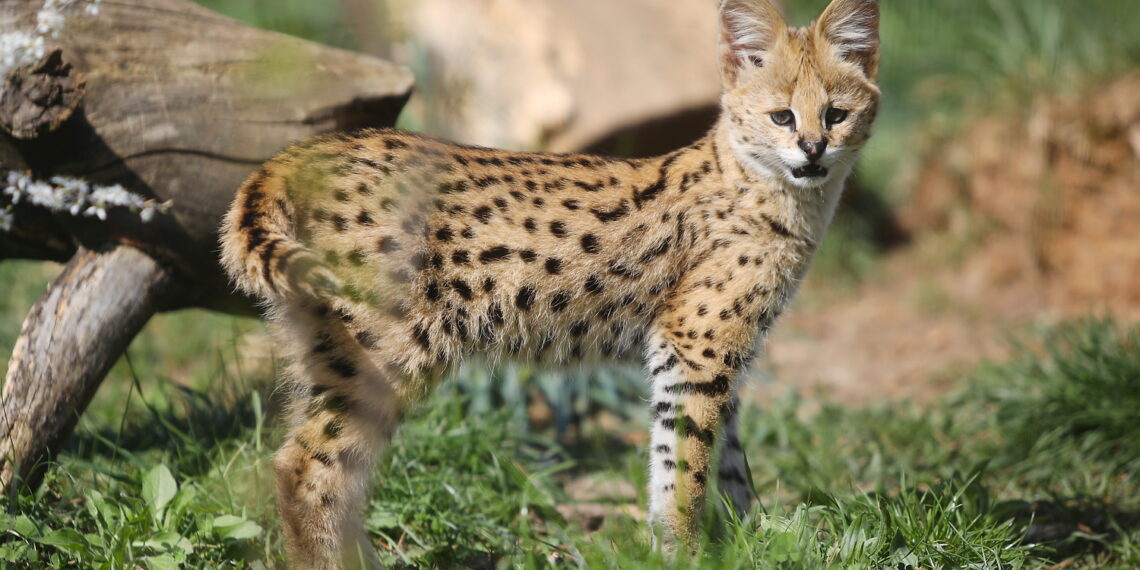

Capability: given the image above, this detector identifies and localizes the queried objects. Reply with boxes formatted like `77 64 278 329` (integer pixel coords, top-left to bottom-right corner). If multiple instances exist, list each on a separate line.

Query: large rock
387 0 723 155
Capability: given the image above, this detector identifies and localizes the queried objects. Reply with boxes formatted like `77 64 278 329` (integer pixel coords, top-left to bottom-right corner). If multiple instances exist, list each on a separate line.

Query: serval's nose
797 138 827 161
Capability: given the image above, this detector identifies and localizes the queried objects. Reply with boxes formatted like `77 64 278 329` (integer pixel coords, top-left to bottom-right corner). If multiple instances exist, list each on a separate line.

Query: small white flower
83 204 107 220
0 209 13 232
0 32 46 77
35 8 66 38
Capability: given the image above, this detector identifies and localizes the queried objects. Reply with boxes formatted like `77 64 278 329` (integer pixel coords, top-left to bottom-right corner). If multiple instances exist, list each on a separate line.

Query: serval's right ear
718 0 786 87
815 0 880 80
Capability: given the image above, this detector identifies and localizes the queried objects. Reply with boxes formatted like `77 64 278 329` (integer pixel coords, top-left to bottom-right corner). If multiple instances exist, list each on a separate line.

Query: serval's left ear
815 0 880 80
718 0 786 88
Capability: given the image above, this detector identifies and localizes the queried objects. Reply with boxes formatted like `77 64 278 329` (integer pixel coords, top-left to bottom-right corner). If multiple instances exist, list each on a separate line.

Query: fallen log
0 0 413 493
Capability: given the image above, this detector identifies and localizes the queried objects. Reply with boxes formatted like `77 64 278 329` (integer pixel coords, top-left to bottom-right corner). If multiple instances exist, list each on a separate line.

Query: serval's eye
769 110 795 127
825 107 849 126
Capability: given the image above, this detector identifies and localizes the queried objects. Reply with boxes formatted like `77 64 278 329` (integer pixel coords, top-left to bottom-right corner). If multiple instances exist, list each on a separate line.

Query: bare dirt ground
759 73 1140 405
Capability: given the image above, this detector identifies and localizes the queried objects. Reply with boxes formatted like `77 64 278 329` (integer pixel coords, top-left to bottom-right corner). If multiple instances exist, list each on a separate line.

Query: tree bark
0 245 177 493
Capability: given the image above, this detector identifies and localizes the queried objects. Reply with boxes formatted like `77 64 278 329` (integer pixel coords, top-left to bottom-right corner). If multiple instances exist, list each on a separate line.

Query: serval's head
718 0 880 189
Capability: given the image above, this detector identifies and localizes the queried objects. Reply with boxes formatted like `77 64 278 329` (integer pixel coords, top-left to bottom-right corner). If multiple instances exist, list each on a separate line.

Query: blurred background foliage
2 0 1139 567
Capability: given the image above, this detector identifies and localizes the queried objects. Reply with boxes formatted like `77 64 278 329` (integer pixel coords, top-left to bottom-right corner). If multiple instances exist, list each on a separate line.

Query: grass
2 319 1137 568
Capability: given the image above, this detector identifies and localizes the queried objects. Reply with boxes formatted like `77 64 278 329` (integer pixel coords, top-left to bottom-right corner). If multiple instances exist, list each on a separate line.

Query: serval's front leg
645 330 740 547
271 304 404 569
646 250 775 546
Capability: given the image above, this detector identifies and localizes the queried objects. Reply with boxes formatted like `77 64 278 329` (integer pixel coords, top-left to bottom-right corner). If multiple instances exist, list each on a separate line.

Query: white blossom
35 7 66 38
0 31 46 77
1 171 173 231
1 0 102 76
0 209 13 232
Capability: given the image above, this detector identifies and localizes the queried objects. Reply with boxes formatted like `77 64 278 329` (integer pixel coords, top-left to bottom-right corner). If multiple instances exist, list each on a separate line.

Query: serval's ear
815 0 880 80
718 0 786 87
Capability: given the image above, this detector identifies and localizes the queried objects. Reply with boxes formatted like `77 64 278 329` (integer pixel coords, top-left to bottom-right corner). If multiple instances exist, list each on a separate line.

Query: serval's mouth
791 164 828 179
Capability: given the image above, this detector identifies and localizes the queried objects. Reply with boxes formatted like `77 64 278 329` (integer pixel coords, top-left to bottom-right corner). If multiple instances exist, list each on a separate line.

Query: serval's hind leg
717 393 752 520
270 302 403 569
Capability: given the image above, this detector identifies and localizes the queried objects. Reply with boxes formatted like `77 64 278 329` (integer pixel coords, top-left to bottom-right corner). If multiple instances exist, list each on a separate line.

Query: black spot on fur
659 416 714 445
355 331 378 350
651 354 678 376
412 324 431 351
574 180 604 192
329 356 357 378
324 421 343 440
479 246 513 264
608 261 641 279
426 281 442 302
597 303 617 320
451 279 474 300
569 320 589 337
639 237 672 263
591 200 631 223
580 234 600 254
545 258 563 274
584 275 604 294
516 285 536 310
664 374 731 397
550 221 568 238
347 249 366 266
550 291 572 312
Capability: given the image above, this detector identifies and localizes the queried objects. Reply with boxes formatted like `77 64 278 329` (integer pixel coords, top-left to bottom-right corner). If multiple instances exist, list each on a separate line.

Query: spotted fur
220 0 879 566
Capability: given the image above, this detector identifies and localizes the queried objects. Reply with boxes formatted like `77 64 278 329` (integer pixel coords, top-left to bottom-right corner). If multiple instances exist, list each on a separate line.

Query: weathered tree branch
0 245 177 493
